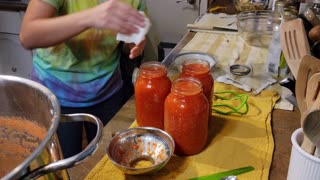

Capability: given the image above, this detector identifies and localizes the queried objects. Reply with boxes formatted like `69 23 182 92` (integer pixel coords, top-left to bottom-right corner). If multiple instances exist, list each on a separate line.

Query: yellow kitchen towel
85 82 280 180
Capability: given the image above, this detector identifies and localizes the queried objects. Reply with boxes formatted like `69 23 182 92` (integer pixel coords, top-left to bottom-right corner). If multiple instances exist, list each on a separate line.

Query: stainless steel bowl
106 127 175 175
173 52 217 72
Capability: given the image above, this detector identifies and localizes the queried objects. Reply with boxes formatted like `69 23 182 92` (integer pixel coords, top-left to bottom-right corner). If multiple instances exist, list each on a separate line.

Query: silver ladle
303 109 320 157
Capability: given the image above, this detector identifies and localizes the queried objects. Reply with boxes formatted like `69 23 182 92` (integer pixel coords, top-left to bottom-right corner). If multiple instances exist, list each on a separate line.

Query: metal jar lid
229 64 251 76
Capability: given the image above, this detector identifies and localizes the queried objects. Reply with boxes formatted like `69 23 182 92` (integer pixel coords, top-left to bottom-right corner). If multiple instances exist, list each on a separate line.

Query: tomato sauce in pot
0 116 47 178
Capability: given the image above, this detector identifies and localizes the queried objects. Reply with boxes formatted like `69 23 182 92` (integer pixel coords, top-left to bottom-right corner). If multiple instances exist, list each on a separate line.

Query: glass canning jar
178 59 213 118
134 61 171 130
164 77 209 156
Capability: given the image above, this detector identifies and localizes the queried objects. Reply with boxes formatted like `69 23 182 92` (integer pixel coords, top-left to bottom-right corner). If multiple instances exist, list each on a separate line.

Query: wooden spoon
296 55 320 154
280 18 311 79
303 72 320 157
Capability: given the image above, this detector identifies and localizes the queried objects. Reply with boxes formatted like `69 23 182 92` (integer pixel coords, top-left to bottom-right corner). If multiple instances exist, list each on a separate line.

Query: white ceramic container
287 128 320 180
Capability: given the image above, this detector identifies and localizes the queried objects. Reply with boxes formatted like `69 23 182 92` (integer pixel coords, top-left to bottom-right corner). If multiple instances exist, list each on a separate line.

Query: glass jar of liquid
164 77 209 156
178 59 213 119
135 61 171 129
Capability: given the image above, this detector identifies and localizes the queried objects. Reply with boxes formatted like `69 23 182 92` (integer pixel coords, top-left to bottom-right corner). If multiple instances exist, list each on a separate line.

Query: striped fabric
179 32 270 90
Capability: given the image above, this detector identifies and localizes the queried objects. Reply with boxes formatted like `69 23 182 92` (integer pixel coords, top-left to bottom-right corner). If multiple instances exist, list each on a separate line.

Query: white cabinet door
0 10 22 34
0 10 33 79
0 33 33 79
146 0 208 44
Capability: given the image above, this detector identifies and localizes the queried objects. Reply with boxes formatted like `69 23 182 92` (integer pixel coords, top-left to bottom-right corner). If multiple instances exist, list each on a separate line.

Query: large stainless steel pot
0 75 103 180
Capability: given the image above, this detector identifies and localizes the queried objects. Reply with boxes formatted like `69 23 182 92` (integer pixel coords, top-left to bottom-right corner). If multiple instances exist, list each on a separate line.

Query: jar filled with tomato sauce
164 77 209 156
178 59 213 114
135 61 171 130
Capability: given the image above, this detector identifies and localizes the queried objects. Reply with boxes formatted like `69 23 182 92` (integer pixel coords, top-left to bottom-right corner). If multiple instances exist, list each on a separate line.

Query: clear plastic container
236 10 277 47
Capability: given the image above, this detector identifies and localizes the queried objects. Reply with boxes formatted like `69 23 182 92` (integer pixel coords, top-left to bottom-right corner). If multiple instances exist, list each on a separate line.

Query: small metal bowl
173 52 217 72
106 127 175 175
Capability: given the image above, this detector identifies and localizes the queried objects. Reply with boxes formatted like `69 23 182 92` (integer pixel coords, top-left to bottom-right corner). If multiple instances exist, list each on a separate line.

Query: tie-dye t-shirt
32 0 146 107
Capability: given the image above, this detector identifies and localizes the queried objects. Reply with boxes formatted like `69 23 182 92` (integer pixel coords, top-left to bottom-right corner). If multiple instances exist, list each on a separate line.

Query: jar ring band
230 64 251 76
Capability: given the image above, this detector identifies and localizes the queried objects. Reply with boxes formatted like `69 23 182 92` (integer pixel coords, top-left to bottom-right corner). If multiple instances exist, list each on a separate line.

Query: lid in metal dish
173 52 217 72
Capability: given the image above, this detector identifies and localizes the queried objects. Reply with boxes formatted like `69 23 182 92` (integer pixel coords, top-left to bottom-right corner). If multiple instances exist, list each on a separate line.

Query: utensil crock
287 128 320 180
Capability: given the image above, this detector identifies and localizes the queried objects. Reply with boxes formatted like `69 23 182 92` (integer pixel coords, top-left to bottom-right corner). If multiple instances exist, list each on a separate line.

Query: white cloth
116 11 151 45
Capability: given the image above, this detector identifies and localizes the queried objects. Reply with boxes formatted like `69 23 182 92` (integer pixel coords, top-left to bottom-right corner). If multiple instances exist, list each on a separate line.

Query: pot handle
25 113 103 179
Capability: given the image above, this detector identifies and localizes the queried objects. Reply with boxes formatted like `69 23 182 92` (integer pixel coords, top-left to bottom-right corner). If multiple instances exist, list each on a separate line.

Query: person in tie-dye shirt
20 0 147 158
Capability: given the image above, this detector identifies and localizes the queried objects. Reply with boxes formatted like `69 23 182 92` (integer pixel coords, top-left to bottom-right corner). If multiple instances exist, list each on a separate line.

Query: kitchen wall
144 0 208 61
146 0 207 44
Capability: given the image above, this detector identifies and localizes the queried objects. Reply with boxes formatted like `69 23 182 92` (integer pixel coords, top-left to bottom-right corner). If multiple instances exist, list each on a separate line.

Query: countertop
68 1 301 179
68 32 301 180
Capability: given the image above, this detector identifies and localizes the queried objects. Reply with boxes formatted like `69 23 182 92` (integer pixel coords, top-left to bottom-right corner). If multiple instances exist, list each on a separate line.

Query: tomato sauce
179 59 214 107
164 77 208 156
135 61 171 129
0 116 47 178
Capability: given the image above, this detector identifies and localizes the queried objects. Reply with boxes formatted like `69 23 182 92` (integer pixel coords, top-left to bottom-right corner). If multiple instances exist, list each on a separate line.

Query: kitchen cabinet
0 10 33 79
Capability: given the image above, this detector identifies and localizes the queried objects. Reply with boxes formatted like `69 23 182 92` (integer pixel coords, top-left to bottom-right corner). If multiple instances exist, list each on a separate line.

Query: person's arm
127 37 146 59
126 0 148 59
20 0 145 49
